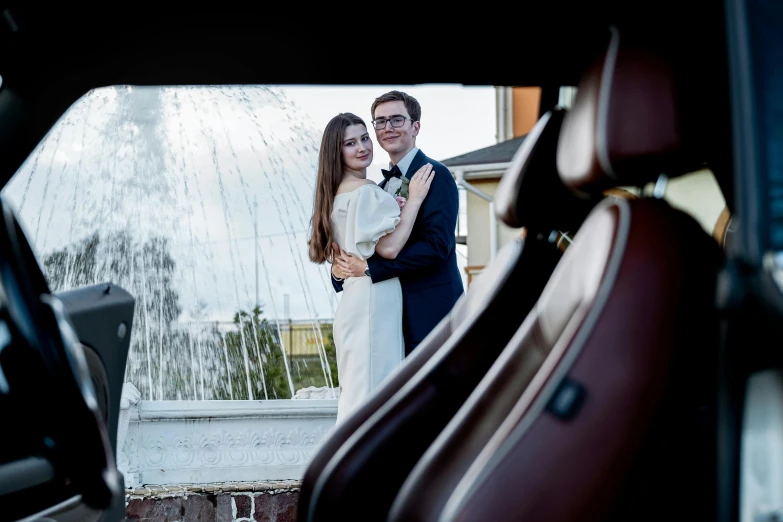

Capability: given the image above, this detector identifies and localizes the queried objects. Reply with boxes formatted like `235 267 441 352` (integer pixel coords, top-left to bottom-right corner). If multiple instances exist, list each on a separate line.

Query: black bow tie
382 165 402 181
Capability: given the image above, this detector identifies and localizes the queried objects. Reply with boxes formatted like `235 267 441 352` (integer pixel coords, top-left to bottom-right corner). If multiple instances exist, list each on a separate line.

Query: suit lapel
405 150 427 179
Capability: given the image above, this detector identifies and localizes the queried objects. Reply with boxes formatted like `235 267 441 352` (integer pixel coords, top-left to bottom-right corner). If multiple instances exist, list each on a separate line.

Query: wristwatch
364 263 371 277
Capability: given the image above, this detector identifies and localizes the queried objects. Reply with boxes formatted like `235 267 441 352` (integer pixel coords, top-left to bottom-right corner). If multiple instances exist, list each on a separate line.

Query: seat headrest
556 27 703 194
495 107 600 232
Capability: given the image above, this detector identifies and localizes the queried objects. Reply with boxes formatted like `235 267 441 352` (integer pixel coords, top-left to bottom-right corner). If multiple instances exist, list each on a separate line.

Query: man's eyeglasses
371 115 415 130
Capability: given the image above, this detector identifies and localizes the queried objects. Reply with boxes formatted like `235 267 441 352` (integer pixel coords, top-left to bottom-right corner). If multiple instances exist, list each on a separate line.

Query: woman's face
342 124 373 171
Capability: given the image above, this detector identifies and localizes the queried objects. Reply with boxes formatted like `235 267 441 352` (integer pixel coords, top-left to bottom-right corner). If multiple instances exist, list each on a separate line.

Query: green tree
217 306 287 400
43 231 339 401
43 231 186 400
217 307 338 400
43 232 101 290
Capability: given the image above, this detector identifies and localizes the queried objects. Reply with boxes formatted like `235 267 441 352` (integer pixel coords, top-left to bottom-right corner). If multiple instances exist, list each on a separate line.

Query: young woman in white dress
308 113 434 424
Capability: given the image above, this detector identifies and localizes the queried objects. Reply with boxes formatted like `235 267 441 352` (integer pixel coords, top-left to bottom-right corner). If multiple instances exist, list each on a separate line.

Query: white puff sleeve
343 184 401 259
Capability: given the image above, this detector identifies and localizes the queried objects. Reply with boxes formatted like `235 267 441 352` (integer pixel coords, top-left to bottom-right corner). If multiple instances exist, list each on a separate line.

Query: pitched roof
441 134 527 167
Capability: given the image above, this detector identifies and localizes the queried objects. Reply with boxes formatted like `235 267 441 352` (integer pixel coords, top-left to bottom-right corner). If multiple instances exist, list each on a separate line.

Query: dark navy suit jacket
332 149 464 355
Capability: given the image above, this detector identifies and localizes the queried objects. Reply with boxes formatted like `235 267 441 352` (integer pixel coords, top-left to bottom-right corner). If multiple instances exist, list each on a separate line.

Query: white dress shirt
383 147 419 196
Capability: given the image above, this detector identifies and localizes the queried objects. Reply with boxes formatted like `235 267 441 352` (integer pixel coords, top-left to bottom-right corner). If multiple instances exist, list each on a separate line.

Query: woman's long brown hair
308 112 367 264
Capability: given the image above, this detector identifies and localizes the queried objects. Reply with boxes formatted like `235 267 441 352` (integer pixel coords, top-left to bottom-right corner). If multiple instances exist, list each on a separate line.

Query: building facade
444 86 727 287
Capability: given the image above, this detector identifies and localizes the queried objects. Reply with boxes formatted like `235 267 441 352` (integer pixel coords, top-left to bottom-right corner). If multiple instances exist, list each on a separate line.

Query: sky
278 85 497 183
1 84 498 323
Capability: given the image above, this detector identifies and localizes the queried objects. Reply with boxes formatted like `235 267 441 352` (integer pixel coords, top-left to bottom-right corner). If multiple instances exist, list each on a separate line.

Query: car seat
400 27 723 522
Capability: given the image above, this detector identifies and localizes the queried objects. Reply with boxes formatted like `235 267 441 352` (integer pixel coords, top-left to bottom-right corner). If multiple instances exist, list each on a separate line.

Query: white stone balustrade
117 395 338 487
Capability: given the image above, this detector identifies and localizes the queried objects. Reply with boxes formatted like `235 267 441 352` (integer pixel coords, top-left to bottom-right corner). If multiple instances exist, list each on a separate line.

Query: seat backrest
439 197 720 522
298 107 600 522
713 205 733 248
390 27 723 522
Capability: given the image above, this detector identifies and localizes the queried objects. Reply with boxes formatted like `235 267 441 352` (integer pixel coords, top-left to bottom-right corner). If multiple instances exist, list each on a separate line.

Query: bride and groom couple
308 90 464 423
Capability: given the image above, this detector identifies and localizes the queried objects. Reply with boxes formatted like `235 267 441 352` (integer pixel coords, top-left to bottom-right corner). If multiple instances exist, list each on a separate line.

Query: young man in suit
331 90 464 356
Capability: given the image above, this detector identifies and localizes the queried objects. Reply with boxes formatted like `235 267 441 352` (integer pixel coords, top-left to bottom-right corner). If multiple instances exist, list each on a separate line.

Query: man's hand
332 242 368 278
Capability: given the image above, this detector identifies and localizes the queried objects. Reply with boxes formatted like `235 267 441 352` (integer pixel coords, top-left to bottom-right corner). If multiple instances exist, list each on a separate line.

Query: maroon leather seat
297 106 601 522
390 28 723 522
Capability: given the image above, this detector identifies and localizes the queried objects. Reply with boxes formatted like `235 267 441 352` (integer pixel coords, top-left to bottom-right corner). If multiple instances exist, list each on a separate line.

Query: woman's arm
375 163 434 259
375 198 423 259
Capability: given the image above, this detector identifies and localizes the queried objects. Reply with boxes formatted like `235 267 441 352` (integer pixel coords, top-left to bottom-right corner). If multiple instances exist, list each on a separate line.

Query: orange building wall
512 87 541 138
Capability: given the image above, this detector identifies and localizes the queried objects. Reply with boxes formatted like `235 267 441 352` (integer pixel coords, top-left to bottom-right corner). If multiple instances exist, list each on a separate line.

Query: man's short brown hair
371 90 422 122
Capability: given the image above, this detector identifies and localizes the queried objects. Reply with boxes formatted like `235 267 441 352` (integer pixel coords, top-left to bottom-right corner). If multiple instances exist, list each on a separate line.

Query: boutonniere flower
395 176 410 199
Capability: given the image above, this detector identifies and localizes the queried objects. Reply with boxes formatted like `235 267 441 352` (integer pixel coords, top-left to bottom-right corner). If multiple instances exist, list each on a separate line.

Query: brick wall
125 481 299 522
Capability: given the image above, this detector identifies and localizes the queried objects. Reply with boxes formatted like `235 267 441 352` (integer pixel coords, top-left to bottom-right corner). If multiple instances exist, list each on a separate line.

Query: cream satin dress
331 184 405 424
